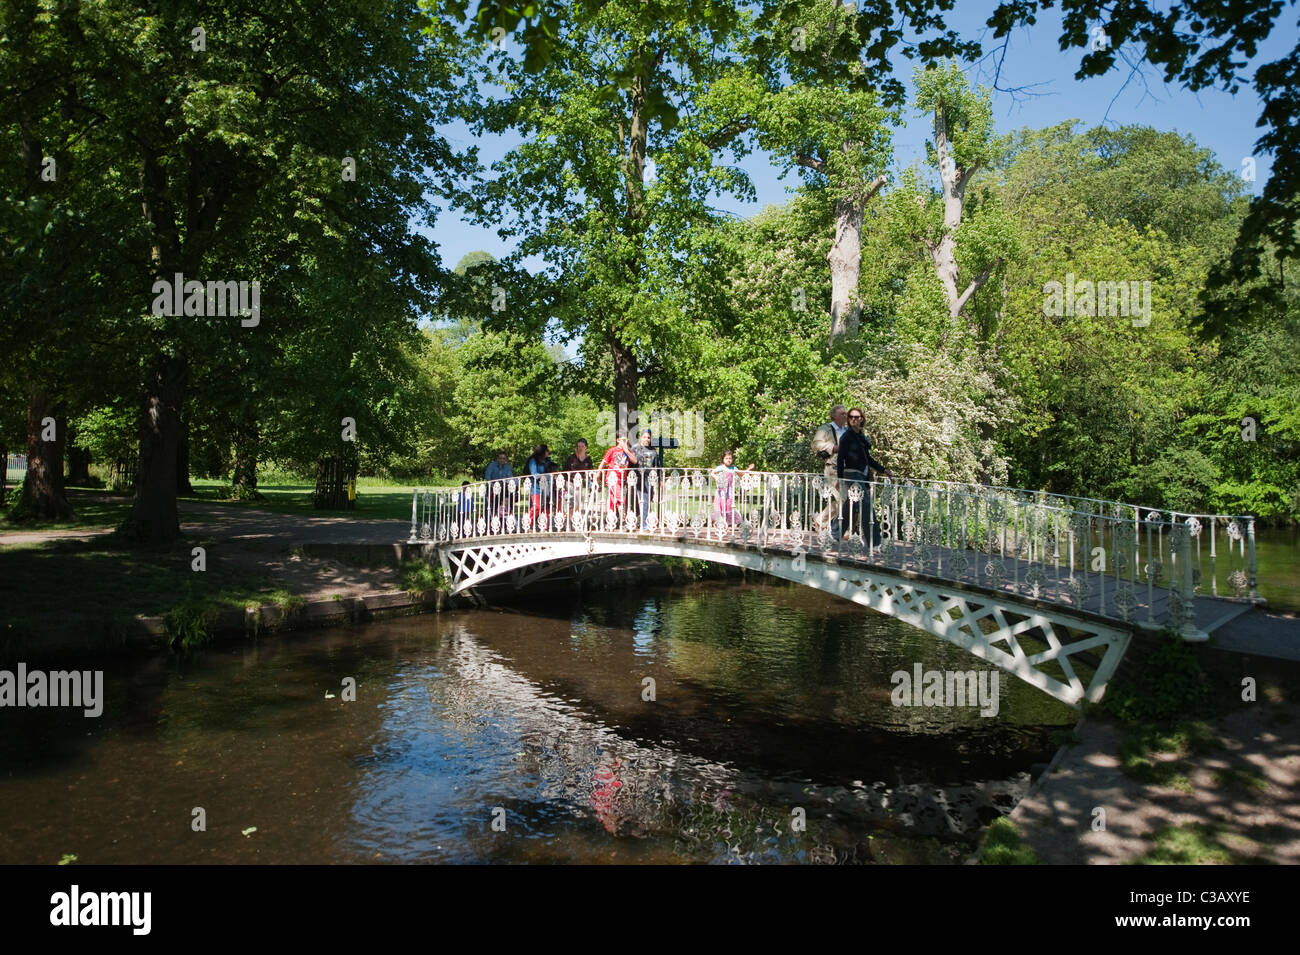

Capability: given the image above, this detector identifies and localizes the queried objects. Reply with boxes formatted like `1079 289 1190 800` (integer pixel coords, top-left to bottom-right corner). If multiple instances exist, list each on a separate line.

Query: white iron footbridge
407 470 1260 709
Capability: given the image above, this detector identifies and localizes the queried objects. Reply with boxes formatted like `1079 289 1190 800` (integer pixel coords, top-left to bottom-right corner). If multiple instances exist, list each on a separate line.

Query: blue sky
427 3 1296 274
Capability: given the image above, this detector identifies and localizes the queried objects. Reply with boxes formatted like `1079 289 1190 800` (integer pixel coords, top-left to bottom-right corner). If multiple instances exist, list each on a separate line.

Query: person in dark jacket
837 408 893 544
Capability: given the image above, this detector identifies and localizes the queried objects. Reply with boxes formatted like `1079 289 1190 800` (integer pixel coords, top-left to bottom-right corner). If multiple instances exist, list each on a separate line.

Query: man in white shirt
810 404 848 540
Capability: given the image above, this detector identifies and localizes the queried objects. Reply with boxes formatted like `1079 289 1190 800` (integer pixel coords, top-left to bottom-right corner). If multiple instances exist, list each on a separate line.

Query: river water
3 579 1083 864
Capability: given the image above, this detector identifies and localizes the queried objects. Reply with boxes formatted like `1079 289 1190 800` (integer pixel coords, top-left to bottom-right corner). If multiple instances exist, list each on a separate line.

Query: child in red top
597 435 633 518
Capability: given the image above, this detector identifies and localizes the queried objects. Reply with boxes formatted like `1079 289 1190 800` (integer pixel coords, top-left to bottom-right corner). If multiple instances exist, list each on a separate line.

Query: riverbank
0 491 725 661
982 647 1300 864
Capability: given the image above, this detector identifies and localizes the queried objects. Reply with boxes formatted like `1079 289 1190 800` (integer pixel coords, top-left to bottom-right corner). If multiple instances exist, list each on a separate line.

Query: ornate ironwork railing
409 469 1258 634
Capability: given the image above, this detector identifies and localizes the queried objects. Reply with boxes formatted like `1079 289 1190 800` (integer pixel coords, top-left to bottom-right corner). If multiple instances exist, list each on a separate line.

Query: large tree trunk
17 386 73 521
930 110 993 323
231 408 262 500
610 56 651 431
824 170 885 348
828 197 863 347
122 353 187 540
610 334 639 434
0 444 6 507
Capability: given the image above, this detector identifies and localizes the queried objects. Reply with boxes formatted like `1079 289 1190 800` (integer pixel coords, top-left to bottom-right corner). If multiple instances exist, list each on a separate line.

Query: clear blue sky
427 3 1296 274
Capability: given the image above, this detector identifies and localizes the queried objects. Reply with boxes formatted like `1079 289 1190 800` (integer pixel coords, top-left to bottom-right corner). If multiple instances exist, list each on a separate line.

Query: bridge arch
434 533 1131 709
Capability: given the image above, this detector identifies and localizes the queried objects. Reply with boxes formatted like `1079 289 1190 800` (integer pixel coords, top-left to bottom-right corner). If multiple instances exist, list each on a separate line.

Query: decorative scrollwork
1113 585 1137 621
1067 576 1091 604
984 559 1007 588
666 470 681 489
690 511 705 530
1025 566 1047 598
1226 520 1243 542
740 472 760 492
477 517 488 536
1144 559 1163 583
1229 569 1249 596
420 522 432 540
1185 516 1202 537
948 554 970 577
1166 589 1191 629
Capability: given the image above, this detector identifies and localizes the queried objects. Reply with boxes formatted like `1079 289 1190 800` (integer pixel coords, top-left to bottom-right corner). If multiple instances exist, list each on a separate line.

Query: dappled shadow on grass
1132 821 1274 865
0 535 280 661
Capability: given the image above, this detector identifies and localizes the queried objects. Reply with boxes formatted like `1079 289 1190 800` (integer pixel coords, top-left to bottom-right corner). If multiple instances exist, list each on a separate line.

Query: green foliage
164 595 217 652
397 560 448 596
1131 822 1269 865
1103 639 1215 725
980 817 1039 865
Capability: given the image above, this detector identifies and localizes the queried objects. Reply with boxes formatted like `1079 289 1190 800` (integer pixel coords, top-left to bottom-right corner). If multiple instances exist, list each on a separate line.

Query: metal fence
410 469 1258 631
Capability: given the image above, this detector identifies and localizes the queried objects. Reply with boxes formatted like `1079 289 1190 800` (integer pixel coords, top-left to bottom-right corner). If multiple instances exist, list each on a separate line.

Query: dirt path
1009 705 1300 864
0 497 411 603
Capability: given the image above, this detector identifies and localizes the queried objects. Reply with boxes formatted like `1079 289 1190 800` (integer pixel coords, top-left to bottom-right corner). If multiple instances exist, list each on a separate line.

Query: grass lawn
0 535 290 657
1 478 457 531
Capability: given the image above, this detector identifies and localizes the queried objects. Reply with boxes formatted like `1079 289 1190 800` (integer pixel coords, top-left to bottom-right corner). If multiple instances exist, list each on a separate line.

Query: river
0 578 1086 864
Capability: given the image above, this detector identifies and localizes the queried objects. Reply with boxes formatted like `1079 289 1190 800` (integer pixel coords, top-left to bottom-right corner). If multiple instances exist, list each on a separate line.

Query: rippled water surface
1 580 1078 864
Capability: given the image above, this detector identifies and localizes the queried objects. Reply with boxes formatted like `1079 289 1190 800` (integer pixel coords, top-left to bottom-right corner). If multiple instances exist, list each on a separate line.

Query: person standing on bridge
811 404 849 540
711 450 754 531
632 428 659 531
563 439 595 525
526 444 552 528
596 433 633 527
484 451 516 528
837 409 892 545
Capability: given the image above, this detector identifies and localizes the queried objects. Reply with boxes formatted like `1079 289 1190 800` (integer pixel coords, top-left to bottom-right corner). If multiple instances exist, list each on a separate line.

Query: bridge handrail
408 468 1259 627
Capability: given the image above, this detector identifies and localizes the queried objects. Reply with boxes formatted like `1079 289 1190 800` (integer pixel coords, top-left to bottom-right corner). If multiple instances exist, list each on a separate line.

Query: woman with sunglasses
837 409 893 545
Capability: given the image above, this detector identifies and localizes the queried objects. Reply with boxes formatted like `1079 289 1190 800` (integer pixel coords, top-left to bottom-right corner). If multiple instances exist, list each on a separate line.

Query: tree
6 1 475 539
912 63 1015 325
465 0 761 419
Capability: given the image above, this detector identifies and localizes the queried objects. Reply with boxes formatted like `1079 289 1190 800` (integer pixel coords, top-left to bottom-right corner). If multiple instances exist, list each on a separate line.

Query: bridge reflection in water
409 470 1261 708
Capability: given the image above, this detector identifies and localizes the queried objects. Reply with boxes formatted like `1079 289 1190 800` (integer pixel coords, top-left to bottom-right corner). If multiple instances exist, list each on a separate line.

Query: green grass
1131 822 1271 865
1118 720 1220 789
980 817 1040 865
185 479 423 521
396 559 447 596
0 536 294 657
1211 766 1270 793
2 487 134 531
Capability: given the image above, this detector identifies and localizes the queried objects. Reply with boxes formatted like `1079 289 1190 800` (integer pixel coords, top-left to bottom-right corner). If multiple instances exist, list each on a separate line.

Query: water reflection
0 579 1075 865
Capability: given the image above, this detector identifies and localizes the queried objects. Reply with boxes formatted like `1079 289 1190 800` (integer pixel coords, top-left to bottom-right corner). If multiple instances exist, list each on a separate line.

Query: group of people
811 403 894 544
464 402 891 540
